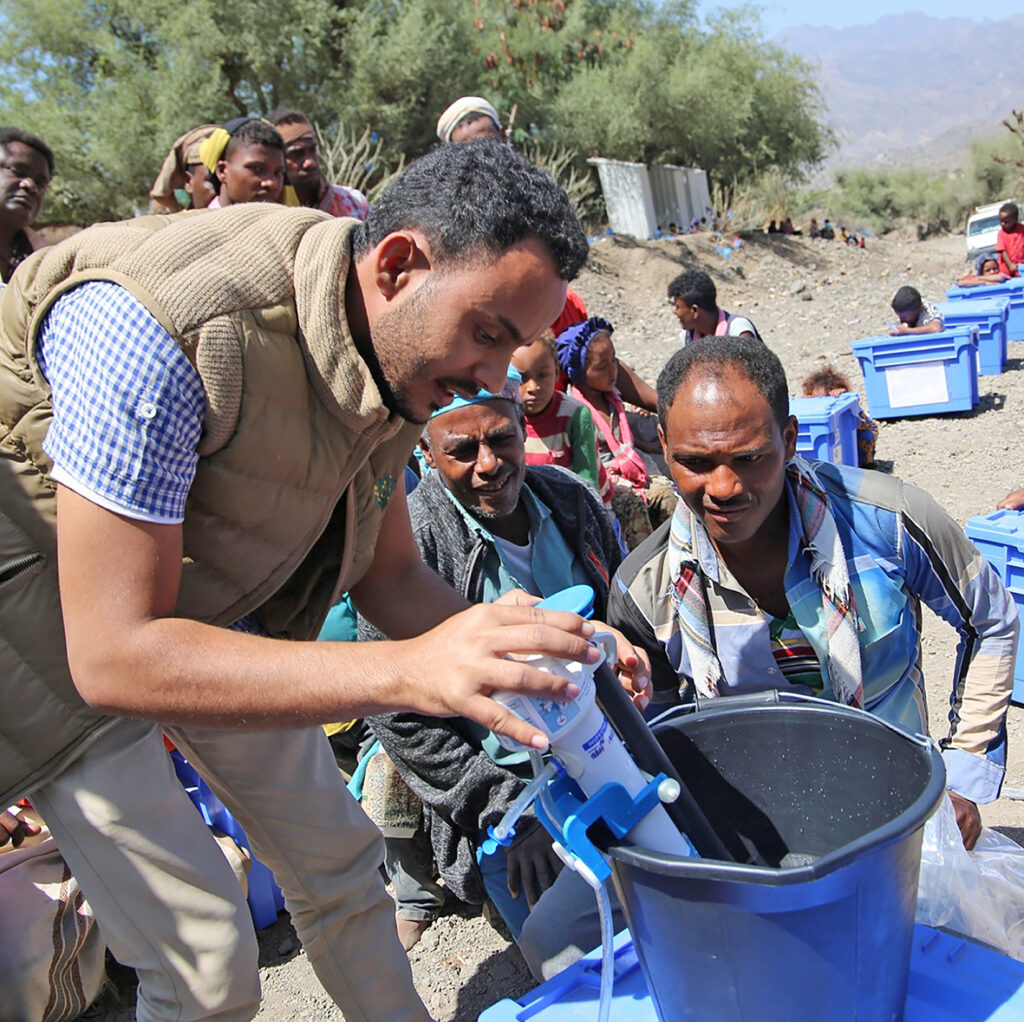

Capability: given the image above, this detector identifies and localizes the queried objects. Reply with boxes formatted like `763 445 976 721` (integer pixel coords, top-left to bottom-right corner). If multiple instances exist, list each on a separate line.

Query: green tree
0 0 831 225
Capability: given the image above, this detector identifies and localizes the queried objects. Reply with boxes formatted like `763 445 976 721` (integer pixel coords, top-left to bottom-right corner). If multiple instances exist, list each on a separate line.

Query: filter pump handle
535 585 595 620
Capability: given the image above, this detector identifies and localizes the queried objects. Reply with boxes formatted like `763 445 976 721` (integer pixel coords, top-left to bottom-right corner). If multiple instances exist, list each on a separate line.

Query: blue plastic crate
965 508 1024 705
850 327 978 420
789 393 861 465
937 298 1009 375
170 750 287 929
480 927 1024 1020
946 276 1024 343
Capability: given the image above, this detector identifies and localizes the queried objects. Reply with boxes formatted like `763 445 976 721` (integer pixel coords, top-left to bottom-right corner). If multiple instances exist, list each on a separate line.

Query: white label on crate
885 361 949 408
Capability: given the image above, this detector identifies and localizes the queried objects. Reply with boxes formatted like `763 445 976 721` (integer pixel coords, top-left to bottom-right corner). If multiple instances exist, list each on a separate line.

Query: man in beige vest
0 141 633 1020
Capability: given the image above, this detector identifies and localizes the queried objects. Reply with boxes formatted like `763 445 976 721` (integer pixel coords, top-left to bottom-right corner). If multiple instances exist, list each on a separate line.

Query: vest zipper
0 552 43 587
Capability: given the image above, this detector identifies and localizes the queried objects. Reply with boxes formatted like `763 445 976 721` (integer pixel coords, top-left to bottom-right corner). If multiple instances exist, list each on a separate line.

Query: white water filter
495 631 692 857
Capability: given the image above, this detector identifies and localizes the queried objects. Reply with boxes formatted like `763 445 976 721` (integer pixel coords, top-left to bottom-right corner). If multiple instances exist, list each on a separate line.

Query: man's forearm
351 555 470 639
72 615 431 727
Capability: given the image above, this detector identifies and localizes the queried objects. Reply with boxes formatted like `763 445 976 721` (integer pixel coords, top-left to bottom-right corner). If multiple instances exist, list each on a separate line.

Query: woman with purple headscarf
555 317 674 548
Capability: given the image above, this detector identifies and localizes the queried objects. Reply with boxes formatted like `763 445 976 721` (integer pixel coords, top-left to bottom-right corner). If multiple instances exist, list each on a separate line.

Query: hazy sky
695 2 1024 38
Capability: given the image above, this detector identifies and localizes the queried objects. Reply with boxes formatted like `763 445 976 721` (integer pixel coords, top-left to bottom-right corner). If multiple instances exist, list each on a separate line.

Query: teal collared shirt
445 482 591 602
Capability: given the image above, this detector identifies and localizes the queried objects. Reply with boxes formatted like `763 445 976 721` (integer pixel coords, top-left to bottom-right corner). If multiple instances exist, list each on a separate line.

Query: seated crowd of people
0 94 1020 1022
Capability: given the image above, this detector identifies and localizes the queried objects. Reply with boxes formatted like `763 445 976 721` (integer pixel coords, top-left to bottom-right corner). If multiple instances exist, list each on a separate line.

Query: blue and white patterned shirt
36 281 206 524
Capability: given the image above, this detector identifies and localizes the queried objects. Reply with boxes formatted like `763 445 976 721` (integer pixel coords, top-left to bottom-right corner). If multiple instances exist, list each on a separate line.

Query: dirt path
90 230 1024 1020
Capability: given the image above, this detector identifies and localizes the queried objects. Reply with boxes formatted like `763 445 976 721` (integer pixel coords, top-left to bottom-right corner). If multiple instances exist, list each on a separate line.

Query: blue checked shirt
36 282 206 524
610 461 1018 804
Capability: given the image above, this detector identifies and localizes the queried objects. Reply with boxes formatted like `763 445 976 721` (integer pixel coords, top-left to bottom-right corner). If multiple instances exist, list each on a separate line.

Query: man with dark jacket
363 372 632 949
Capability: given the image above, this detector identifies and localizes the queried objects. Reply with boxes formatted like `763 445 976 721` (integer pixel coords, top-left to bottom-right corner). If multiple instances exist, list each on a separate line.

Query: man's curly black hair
355 140 588 281
657 335 790 429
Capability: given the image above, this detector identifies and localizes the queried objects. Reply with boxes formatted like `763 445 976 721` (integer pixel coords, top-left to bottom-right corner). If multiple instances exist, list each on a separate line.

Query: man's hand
949 790 982 850
494 594 652 712
506 821 563 908
997 487 1024 510
0 807 41 850
595 621 652 712
396 601 601 750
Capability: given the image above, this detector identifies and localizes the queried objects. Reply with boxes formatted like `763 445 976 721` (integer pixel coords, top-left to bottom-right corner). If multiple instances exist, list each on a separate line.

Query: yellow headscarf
198 117 299 206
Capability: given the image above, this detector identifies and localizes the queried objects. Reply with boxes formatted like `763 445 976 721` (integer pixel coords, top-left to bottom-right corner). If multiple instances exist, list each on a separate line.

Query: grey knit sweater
362 464 621 904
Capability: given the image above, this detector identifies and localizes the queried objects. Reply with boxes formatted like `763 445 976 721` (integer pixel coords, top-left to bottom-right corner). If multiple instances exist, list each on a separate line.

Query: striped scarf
667 456 863 706
569 385 648 494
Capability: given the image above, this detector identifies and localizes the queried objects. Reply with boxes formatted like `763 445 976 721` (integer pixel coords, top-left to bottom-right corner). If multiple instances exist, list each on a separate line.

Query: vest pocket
0 508 45 591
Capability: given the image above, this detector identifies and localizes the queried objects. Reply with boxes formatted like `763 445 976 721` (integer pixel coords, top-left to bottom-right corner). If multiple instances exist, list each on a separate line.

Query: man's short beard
364 275 441 424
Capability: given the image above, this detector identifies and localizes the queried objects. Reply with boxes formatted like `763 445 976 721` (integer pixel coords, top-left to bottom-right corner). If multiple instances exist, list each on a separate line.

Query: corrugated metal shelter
589 158 712 240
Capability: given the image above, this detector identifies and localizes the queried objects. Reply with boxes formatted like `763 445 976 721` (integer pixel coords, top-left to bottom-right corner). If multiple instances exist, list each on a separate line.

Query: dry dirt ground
85 229 1024 1021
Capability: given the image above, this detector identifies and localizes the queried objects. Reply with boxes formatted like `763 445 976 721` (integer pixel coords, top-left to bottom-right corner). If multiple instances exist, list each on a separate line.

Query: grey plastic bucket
604 693 946 1022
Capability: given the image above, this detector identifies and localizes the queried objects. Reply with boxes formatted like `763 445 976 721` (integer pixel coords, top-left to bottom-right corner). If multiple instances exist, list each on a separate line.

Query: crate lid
937 299 1009 319
790 393 861 418
480 927 1024 1020
966 508 1024 547
851 326 977 355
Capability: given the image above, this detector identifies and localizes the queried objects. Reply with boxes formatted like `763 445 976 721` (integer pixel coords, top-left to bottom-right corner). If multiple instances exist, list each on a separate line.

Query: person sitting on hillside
668 269 762 345
958 251 1010 288
360 373 644 948
996 202 1024 277
801 366 879 469
820 219 835 241
809 217 820 238
436 96 507 144
512 333 614 506
0 127 52 285
268 108 370 220
557 317 674 548
888 285 943 335
198 117 286 208
149 124 219 213
519 336 1017 981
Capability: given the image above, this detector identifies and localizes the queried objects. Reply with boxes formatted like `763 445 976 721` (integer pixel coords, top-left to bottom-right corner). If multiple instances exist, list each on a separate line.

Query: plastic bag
916 791 1024 960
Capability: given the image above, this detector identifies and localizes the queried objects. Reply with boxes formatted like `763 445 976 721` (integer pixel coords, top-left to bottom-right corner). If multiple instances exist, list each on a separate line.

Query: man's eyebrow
497 315 524 344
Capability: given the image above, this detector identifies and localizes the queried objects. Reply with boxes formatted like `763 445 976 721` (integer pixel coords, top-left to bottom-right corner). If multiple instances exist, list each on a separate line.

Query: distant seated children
555 317 674 548
512 333 613 505
889 285 943 335
958 252 1009 288
801 367 879 469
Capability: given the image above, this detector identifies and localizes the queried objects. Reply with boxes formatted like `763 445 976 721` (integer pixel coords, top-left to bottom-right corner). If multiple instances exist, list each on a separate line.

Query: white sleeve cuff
50 465 185 525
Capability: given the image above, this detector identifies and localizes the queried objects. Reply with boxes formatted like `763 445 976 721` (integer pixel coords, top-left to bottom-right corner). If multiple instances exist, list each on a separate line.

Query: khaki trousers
31 718 429 1022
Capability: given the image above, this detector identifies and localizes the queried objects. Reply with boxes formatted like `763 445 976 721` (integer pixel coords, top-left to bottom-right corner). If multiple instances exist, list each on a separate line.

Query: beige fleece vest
0 205 421 802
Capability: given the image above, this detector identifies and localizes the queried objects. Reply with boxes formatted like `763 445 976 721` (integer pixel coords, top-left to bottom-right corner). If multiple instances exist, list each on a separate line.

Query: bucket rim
603 697 947 884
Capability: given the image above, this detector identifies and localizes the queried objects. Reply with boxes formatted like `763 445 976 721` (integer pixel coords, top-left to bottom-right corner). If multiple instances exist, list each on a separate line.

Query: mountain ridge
775 14 1024 171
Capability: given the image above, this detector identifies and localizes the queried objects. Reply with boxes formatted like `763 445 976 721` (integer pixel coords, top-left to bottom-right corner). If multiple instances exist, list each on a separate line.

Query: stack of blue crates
170 750 287 929
850 327 978 419
946 276 1024 343
479 929 1024 1021
789 393 861 465
965 508 1024 705
937 298 1009 375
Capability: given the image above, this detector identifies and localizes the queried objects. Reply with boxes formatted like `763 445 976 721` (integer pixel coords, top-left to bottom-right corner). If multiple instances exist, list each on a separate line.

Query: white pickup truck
966 199 1017 262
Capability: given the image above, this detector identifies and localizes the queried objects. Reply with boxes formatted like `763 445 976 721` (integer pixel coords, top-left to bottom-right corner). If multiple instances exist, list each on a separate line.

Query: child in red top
996 202 1024 277
512 333 613 505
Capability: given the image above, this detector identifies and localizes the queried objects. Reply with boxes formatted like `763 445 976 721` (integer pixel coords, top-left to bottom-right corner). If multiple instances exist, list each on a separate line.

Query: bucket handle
655 690 935 752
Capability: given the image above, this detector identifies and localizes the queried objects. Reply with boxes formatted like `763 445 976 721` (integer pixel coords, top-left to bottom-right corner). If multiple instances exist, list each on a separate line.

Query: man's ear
418 436 437 470
371 232 430 301
215 160 228 186
783 415 799 460
658 421 669 461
